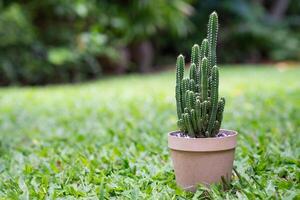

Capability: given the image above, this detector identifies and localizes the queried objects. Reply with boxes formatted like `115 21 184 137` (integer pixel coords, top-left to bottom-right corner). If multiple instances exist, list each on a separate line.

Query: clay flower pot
168 129 238 191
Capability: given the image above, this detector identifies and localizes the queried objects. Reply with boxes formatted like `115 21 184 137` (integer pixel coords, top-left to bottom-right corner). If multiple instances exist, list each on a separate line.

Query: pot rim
168 129 238 152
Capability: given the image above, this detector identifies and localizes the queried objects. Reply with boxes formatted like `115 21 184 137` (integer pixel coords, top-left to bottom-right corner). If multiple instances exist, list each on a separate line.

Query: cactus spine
175 11 225 138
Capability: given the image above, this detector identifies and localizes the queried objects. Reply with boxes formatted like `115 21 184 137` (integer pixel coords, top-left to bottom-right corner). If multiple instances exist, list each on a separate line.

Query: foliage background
0 0 299 85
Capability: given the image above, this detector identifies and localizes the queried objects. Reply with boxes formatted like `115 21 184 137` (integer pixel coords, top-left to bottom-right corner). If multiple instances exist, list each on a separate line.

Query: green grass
0 66 299 199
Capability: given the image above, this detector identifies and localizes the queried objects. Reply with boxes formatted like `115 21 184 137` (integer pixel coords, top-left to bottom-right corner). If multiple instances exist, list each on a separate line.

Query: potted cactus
168 12 238 191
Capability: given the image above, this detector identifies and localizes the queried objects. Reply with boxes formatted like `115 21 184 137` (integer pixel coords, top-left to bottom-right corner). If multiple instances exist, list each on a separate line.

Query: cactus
191 44 200 67
207 66 219 135
207 12 218 74
199 39 209 67
175 11 225 138
175 55 185 119
201 57 208 102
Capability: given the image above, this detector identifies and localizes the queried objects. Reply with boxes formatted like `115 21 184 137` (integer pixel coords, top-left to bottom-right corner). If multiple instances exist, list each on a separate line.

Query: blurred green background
0 0 299 85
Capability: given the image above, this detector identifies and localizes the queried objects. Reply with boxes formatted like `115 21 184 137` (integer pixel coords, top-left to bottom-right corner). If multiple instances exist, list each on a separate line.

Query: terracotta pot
168 129 238 191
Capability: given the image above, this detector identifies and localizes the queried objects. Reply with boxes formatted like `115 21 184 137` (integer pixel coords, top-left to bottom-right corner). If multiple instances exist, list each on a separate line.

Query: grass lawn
0 66 299 199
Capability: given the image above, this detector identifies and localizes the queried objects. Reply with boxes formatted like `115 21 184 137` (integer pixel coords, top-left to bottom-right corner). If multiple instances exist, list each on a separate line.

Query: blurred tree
0 0 299 85
177 0 300 63
0 0 192 85
90 0 193 73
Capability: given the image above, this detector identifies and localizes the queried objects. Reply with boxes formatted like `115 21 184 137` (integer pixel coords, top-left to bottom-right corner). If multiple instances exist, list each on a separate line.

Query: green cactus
183 113 195 137
207 11 218 74
191 44 200 66
207 66 219 134
213 97 225 136
189 79 196 92
181 78 189 109
201 57 208 101
175 11 225 138
175 55 185 119
199 39 209 67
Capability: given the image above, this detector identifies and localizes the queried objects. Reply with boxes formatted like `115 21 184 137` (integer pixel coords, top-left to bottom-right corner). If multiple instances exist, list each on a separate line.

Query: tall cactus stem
187 91 195 110
176 55 185 118
195 100 202 132
191 109 198 132
181 78 189 109
214 97 225 135
201 57 208 101
212 120 220 137
191 44 200 66
177 119 185 132
189 79 196 92
183 113 195 137
175 85 181 119
207 12 218 75
189 63 197 83
195 100 201 122
199 39 209 67
207 66 219 136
